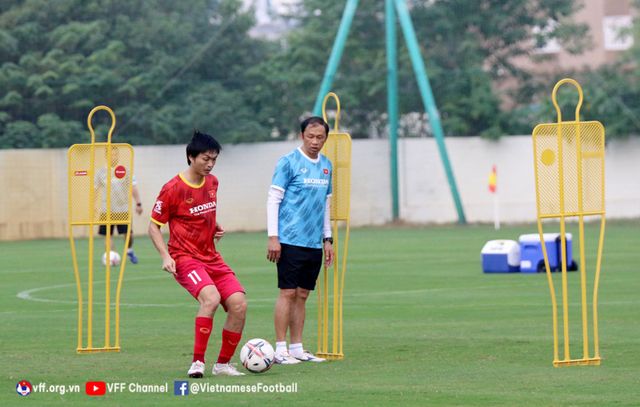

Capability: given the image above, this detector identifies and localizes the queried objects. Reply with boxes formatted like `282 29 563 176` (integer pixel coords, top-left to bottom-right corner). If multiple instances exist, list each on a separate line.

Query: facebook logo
174 381 189 396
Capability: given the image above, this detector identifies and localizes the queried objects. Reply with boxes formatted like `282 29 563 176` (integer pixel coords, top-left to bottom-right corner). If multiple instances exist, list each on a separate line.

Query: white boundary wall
1 136 638 240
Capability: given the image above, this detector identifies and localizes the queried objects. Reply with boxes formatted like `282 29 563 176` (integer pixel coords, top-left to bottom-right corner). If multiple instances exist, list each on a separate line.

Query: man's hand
267 236 281 263
135 203 143 215
323 240 334 268
161 253 176 275
214 223 225 243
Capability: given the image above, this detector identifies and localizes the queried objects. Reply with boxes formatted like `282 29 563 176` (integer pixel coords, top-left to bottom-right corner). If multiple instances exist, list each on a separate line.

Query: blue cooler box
481 240 520 273
518 233 574 273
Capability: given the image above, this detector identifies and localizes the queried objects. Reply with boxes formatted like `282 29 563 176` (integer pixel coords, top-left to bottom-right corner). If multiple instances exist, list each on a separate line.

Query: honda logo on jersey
189 201 216 215
303 178 329 185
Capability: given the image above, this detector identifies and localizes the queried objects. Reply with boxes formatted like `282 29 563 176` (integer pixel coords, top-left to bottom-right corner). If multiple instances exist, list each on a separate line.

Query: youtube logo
85 381 106 396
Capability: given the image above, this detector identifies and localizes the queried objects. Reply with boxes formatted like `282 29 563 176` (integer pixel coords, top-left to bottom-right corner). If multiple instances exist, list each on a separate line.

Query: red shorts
174 255 245 306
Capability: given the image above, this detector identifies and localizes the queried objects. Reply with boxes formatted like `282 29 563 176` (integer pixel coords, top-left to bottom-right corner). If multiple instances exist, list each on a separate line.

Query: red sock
193 316 213 363
217 329 242 364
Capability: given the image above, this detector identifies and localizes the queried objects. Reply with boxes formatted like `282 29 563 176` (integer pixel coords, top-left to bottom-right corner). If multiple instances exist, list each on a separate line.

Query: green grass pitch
1 222 639 406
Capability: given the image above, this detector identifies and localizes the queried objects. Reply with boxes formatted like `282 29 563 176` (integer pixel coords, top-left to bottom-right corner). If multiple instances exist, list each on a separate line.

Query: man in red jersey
148 131 247 378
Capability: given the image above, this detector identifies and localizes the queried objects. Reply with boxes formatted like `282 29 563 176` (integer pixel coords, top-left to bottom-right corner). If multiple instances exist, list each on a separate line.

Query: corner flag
488 165 497 193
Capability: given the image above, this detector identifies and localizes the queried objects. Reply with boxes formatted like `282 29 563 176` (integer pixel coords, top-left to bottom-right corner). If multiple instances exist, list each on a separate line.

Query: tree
253 0 589 139
508 1 640 139
2 0 615 147
0 0 272 148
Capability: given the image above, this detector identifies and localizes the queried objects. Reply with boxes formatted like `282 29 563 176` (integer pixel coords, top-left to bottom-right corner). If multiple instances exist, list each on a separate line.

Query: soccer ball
239 338 275 373
102 251 121 266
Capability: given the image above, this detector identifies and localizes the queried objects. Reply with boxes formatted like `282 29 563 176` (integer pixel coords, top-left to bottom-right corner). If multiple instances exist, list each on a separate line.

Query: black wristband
323 237 333 244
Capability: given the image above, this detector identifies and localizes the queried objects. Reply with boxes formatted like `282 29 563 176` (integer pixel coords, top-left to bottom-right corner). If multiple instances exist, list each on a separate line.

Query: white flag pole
489 165 499 230
493 192 500 230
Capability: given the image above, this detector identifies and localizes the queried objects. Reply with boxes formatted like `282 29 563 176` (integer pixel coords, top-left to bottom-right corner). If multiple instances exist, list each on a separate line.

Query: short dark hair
186 130 221 165
300 116 329 136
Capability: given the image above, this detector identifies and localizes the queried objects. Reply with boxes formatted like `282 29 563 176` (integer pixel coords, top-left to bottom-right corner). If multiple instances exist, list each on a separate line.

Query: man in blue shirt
267 117 334 364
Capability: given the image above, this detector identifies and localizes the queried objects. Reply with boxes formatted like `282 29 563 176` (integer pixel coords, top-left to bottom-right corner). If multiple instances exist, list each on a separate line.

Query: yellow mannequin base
77 347 121 354
316 352 344 360
553 357 601 367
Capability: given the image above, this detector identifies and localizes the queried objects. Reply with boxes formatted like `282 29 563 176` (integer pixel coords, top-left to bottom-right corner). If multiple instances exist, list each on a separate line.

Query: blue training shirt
271 147 332 249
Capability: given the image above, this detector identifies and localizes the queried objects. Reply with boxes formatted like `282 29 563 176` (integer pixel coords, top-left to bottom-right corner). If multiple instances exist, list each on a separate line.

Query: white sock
289 343 303 357
275 341 287 354
127 248 133 253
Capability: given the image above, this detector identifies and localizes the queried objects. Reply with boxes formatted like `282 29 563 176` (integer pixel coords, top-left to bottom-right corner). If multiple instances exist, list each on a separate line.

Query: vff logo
174 381 189 396
16 380 32 396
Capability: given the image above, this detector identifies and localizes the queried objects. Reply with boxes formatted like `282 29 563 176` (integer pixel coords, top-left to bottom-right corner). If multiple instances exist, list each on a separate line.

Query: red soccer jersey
151 173 220 263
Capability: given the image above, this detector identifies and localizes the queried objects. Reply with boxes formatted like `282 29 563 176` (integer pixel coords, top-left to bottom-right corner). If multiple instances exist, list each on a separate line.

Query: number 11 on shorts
188 270 202 285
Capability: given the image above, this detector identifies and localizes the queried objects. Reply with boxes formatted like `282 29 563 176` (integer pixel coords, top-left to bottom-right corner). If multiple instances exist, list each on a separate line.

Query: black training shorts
98 224 130 236
98 212 130 236
277 243 323 290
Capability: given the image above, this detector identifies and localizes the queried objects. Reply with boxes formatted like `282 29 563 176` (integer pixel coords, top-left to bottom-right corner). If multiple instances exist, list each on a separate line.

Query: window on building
603 15 633 51
533 20 561 54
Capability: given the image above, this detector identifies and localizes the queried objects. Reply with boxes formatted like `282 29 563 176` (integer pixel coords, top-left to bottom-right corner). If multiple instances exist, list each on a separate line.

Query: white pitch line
16 275 176 307
12 282 640 315
17 283 78 304
15 277 537 309
19 278 636 310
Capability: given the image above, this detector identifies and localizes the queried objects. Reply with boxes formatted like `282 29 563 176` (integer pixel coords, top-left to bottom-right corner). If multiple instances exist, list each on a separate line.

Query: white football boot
188 360 205 378
273 350 302 365
212 363 245 376
293 350 326 363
